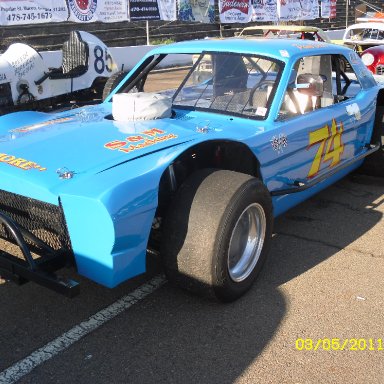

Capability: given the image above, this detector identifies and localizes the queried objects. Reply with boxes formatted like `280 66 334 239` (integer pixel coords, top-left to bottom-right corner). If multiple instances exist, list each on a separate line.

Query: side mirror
295 73 324 97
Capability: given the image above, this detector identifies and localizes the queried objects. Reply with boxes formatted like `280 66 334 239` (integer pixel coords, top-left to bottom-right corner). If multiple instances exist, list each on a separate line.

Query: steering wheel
249 80 275 107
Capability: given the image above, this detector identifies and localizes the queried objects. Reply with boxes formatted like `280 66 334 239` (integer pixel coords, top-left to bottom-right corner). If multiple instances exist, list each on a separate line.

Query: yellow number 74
307 119 344 178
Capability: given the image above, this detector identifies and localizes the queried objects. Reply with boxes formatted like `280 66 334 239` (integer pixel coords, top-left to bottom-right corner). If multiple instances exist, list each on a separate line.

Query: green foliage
150 38 176 45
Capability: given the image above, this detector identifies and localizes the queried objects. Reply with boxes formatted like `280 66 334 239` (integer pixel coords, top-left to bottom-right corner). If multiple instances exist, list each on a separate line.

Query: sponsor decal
292 43 327 50
220 0 249 14
10 50 35 80
270 133 288 154
68 0 97 21
11 117 74 133
0 153 46 171
346 103 361 121
349 52 360 65
104 128 178 153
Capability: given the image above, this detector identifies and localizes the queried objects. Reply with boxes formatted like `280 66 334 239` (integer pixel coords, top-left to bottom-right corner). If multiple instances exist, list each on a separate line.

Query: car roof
237 25 330 42
345 22 384 32
240 25 325 33
149 38 349 62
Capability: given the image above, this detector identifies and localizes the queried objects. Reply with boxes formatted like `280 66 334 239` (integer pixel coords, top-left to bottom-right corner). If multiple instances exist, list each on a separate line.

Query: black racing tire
359 106 384 177
161 169 273 302
102 71 128 101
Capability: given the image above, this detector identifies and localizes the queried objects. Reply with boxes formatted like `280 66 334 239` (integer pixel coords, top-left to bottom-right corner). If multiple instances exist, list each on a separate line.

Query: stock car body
360 45 384 76
343 21 384 52
342 21 384 76
0 30 117 115
0 39 383 301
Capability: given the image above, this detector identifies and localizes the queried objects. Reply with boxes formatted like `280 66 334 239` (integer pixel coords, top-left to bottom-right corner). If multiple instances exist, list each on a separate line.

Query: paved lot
0 173 383 384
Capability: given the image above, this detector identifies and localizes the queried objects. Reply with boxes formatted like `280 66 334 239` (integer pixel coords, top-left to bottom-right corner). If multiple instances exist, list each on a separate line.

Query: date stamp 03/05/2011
295 338 384 351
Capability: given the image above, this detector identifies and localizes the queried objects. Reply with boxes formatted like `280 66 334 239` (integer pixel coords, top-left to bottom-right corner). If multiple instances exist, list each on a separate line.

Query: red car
361 45 384 75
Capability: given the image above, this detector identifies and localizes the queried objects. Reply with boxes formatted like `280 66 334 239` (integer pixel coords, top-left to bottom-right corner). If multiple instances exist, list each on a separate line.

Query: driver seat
61 31 89 77
35 31 89 85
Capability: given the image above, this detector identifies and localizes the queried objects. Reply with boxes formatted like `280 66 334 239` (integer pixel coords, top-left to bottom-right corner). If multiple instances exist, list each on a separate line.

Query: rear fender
0 43 45 103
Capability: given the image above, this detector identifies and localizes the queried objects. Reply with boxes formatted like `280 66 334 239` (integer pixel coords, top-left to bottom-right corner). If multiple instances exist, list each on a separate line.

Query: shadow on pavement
0 174 383 383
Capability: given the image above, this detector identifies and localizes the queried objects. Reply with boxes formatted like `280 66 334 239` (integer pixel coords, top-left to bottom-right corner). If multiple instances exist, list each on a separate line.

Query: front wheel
161 169 273 302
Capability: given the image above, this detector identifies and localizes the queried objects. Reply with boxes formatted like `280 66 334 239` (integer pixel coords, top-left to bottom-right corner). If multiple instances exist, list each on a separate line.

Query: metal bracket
0 212 79 297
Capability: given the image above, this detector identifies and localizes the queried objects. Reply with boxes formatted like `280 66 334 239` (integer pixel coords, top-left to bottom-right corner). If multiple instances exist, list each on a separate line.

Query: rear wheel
102 71 128 101
161 169 273 302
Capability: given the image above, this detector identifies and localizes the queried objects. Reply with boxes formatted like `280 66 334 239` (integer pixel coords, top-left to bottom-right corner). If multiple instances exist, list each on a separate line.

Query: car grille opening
0 190 73 258
376 65 384 76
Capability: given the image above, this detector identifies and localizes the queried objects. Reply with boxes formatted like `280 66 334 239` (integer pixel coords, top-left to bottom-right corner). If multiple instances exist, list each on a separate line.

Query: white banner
0 0 68 25
0 0 322 26
251 0 277 22
321 0 336 18
158 0 176 20
178 0 215 23
68 0 128 23
301 0 319 20
278 0 302 21
219 0 252 23
278 0 318 21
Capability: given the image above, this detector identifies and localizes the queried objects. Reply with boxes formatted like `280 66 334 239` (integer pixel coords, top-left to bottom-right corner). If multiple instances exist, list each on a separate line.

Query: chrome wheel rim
227 203 266 282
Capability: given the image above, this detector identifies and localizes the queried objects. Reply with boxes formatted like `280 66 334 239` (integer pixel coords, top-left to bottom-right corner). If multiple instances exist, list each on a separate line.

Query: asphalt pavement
0 173 383 384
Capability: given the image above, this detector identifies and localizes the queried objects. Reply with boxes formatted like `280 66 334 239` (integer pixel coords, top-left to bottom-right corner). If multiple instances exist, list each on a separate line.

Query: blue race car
0 39 383 301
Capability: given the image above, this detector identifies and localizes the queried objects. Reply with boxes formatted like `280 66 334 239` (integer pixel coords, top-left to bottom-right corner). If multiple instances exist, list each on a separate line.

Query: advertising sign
0 0 68 25
68 0 128 23
219 0 252 23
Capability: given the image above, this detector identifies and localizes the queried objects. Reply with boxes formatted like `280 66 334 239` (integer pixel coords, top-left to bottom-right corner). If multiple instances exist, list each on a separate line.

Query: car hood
0 104 205 198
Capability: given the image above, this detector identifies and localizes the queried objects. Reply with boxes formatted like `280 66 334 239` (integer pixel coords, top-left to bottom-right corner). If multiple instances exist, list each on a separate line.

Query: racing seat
35 31 89 85
212 54 248 97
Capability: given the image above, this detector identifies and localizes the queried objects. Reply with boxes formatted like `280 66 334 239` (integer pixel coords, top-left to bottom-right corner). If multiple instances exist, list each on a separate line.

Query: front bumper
0 190 79 297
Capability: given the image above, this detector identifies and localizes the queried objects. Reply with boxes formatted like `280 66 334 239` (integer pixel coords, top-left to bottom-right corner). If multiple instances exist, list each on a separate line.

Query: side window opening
278 53 363 120
331 55 362 101
279 55 333 119
118 54 194 97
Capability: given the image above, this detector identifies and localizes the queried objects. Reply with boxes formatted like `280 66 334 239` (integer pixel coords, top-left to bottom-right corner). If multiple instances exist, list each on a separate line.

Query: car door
262 53 374 214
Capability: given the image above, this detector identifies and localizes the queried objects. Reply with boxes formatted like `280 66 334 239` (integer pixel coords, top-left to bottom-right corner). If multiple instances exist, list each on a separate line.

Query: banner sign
129 0 160 20
0 0 68 25
251 0 277 22
158 0 177 20
278 0 318 21
219 0 252 23
0 0 323 25
178 0 215 23
301 0 319 20
68 0 128 23
321 0 336 19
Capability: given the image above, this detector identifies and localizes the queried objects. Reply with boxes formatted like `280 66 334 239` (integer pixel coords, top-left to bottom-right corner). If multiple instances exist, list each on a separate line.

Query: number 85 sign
93 45 114 74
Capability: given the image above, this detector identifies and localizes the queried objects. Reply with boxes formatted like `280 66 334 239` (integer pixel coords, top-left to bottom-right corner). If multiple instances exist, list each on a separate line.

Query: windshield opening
113 52 283 120
173 52 283 119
